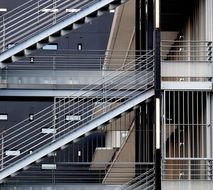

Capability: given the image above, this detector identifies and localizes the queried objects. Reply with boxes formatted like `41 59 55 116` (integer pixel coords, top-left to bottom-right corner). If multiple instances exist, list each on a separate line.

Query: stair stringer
103 122 136 184
0 89 154 182
0 0 128 67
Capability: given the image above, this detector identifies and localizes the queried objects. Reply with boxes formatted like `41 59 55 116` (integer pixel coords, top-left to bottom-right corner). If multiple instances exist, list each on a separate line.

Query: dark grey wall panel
0 0 113 52
0 97 53 129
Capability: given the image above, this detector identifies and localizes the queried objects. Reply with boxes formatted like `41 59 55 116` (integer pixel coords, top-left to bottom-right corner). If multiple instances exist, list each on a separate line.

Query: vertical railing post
53 97 56 141
6 66 8 88
37 0 40 24
2 16 6 51
102 56 107 113
53 56 56 87
53 0 57 24
1 133 4 170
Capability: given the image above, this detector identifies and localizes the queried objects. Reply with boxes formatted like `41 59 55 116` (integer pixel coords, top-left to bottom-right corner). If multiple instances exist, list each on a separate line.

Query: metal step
0 89 154 182
0 50 155 182
0 0 128 68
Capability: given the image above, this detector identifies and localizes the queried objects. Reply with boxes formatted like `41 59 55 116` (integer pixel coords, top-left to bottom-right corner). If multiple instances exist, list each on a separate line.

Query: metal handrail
1 50 147 88
3 65 154 150
162 159 213 180
0 50 155 170
2 162 153 184
8 51 143 66
0 50 153 136
2 71 154 166
119 168 155 190
161 40 213 62
1 0 87 42
0 0 117 52
3 61 154 156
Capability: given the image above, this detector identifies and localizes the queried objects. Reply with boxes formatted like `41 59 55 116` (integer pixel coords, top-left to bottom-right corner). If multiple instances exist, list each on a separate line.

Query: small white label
66 8 81 13
0 114 7 120
0 8 7 12
41 9 59 13
41 128 56 134
65 115 81 121
6 150 20 156
42 164 56 170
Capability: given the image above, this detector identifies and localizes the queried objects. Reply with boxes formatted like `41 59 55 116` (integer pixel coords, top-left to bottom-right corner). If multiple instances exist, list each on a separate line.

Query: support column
147 0 154 50
155 0 161 189
135 0 147 168
135 0 146 53
135 0 155 176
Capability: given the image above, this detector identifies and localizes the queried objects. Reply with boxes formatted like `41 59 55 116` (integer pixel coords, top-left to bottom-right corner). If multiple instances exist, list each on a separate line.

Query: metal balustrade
161 40 213 62
0 50 155 181
0 0 87 51
0 111 149 184
161 42 213 181
161 40 212 82
119 167 155 190
162 159 213 180
0 0 129 65
2 162 154 185
162 90 213 181
0 50 145 89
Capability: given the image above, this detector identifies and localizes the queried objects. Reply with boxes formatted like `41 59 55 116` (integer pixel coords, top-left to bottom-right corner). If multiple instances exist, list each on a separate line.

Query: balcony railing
119 167 155 190
0 50 149 89
0 50 154 180
161 40 212 62
163 159 213 180
161 40 212 82
1 40 212 89
162 90 213 181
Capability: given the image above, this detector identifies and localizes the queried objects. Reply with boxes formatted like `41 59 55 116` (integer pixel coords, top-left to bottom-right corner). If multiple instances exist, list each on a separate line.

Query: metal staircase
0 0 129 67
0 50 155 182
118 168 155 190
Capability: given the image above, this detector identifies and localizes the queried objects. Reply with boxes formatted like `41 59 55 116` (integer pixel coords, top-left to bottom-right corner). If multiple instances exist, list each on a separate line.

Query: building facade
0 0 212 189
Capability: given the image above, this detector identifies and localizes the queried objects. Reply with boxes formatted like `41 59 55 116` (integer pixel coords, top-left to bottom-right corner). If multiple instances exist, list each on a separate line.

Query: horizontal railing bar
3 77 149 150
0 51 154 136
56 162 155 165
0 52 152 136
1 62 150 141
161 60 211 63
161 40 212 43
0 0 34 20
0 0 100 50
2 67 154 157
164 158 213 160
0 50 153 168
164 124 209 126
2 77 154 165
3 78 154 163
1 0 84 43
119 168 155 190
